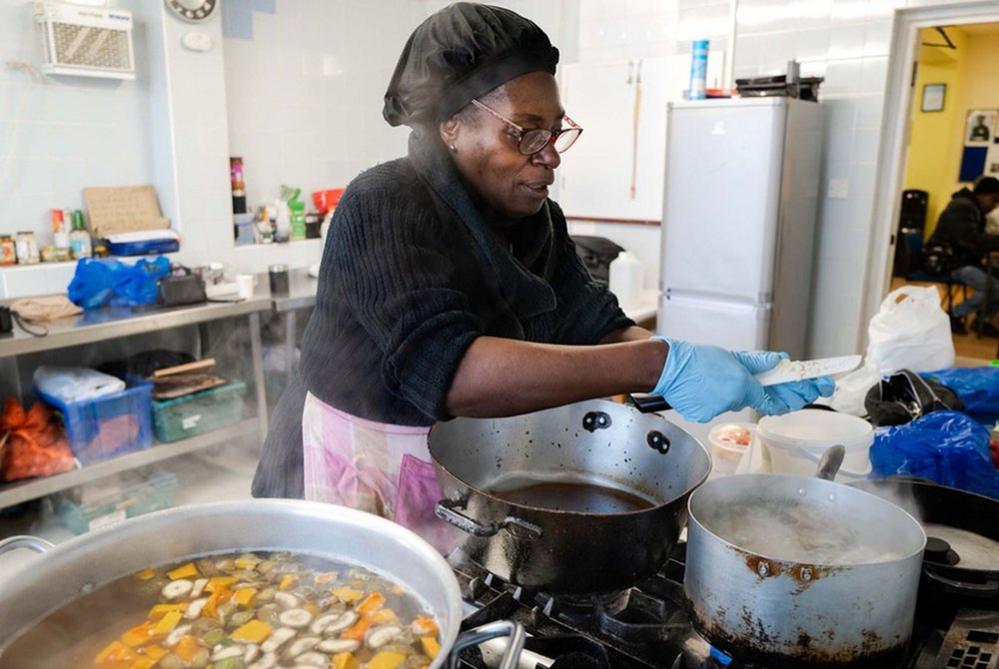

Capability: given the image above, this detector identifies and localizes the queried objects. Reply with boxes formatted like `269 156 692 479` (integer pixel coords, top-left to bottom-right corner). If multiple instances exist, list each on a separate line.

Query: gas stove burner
925 535 961 566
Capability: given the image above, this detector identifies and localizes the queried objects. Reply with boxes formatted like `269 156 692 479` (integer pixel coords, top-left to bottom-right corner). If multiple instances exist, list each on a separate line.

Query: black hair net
383 2 559 127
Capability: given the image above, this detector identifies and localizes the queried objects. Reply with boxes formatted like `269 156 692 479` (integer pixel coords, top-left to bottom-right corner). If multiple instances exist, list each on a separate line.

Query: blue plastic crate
38 379 154 465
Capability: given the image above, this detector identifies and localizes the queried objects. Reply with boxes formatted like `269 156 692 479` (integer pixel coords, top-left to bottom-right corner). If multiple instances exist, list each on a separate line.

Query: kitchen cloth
33 366 125 404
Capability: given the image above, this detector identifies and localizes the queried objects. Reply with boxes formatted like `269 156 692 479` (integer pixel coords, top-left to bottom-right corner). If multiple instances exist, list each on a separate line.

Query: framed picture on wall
921 83 946 113
966 109 997 145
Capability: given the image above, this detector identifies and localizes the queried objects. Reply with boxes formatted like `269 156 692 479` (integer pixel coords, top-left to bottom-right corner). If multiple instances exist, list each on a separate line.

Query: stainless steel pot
429 399 712 594
0 500 524 669
685 473 926 668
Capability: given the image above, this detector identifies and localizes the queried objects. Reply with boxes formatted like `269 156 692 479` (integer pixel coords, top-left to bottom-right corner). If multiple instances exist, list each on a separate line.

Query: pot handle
447 620 526 669
435 498 542 538
924 569 999 599
0 535 53 557
628 393 672 413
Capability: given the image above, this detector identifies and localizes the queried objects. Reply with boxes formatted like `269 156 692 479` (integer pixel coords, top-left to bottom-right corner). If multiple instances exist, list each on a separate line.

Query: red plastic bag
0 397 75 481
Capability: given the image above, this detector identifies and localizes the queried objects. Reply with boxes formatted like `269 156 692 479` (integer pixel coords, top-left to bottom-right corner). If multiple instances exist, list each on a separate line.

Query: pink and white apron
302 392 456 553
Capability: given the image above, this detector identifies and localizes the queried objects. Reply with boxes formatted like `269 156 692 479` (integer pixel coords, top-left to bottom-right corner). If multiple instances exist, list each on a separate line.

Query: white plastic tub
708 423 754 476
757 409 873 481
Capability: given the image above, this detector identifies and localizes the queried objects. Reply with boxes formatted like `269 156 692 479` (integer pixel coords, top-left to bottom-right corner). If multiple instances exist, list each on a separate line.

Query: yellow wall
904 26 999 236
903 28 967 234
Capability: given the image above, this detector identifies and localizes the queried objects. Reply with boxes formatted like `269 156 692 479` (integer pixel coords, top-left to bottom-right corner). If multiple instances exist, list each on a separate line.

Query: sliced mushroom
294 652 329 667
190 577 209 598
243 644 261 663
317 638 360 654
184 597 209 620
365 625 403 650
274 591 300 609
164 624 192 648
247 651 278 669
309 613 339 635
211 645 244 661
323 611 358 635
287 636 320 657
278 608 313 628
260 627 296 653
161 579 193 600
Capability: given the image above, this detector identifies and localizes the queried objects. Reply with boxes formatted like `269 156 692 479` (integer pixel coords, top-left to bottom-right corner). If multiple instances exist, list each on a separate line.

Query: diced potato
370 609 397 625
356 592 385 615
420 637 440 660
167 563 200 581
231 619 273 644
173 635 202 664
135 568 156 582
278 574 298 591
331 652 359 669
367 651 406 669
313 571 338 585
331 587 363 604
94 640 137 669
233 587 257 607
206 576 238 592
234 557 258 570
148 604 186 621
151 611 183 636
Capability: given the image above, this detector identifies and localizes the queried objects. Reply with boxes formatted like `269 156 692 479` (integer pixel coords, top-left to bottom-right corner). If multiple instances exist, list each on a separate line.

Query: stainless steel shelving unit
0 418 259 510
0 288 274 512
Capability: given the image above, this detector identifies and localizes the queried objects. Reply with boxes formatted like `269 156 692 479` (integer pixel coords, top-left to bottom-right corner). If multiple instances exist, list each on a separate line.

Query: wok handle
447 620 526 669
435 498 542 538
0 535 53 557
924 569 999 598
628 393 672 413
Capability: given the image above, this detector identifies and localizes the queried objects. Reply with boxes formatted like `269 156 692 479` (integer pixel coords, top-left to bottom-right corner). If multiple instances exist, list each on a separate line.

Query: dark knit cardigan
252 131 632 498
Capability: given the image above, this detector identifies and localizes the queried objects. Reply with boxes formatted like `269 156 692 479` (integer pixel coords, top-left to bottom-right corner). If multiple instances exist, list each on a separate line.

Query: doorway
867 4 999 364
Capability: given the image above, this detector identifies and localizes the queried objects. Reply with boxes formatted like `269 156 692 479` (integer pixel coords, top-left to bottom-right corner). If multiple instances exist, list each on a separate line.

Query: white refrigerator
658 97 822 359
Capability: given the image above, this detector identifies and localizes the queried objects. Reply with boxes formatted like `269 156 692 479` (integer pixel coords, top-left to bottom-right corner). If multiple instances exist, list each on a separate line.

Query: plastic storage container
757 409 873 481
53 469 178 535
151 381 246 443
708 423 754 476
38 380 153 464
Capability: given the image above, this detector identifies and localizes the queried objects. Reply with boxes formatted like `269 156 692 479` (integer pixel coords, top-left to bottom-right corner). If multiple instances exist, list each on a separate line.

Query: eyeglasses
471 99 583 156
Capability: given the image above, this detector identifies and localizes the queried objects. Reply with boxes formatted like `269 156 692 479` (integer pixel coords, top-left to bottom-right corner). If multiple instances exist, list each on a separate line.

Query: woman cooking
253 3 833 548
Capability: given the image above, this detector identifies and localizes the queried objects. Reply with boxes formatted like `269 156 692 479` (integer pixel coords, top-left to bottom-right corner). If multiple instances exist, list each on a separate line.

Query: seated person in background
928 176 999 334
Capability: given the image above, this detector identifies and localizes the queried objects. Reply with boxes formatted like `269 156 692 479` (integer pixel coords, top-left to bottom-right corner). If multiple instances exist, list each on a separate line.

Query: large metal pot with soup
684 448 926 669
429 399 712 594
0 500 525 669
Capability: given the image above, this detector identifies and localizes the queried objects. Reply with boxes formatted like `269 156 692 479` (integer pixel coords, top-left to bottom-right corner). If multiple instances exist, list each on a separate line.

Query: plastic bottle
289 199 306 241
689 40 709 100
69 210 92 259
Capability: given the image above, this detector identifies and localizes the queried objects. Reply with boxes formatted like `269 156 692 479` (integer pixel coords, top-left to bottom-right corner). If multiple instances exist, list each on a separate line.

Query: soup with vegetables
2 551 442 669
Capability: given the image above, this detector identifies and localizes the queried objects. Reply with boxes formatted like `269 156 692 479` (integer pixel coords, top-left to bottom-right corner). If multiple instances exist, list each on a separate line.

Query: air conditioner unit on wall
34 1 135 80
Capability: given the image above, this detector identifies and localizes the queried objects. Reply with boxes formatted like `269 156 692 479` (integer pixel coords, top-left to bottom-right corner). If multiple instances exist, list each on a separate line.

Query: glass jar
15 231 40 264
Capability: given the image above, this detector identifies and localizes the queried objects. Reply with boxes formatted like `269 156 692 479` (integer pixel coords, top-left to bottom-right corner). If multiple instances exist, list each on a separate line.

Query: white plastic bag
830 286 954 415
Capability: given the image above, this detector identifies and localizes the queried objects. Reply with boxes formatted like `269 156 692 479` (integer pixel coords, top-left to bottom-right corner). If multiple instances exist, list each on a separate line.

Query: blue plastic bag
67 258 116 309
871 410 999 499
68 256 170 309
112 256 170 307
923 367 999 425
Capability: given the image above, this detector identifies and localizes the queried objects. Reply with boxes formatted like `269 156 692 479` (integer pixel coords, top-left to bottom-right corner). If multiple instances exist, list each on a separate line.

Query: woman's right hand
649 337 832 422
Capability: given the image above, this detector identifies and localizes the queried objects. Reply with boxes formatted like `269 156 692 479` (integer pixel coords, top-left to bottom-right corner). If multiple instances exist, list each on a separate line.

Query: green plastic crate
53 469 178 535
151 381 246 443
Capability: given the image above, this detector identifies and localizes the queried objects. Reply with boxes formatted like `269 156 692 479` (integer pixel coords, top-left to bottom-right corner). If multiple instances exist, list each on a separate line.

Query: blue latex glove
651 338 835 422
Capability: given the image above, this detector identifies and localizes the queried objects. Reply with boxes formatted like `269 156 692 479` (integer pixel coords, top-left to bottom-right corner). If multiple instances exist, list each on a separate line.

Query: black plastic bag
865 369 963 427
